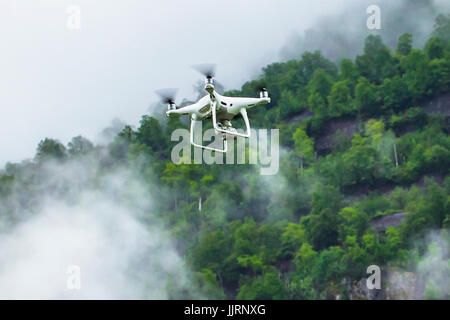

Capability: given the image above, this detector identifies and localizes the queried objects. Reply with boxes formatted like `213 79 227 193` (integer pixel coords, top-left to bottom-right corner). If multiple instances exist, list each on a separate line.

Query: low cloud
0 156 191 299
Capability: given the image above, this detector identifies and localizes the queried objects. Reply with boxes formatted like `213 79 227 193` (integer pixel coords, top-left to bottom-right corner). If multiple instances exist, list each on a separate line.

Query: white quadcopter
157 64 270 153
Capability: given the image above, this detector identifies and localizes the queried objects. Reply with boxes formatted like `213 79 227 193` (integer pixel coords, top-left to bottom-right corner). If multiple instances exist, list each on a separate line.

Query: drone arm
212 101 251 138
241 108 251 137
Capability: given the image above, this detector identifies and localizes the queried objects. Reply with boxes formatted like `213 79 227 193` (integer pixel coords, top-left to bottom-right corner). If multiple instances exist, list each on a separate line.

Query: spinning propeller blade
255 80 268 93
191 63 216 78
155 88 178 105
192 63 226 91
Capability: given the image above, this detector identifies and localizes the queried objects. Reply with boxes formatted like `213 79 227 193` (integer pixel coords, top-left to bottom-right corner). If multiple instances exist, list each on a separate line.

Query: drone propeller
192 63 227 92
255 80 268 92
191 63 216 78
155 88 178 111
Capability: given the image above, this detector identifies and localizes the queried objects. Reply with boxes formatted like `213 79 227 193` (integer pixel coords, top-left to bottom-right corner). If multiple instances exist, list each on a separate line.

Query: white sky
0 0 350 166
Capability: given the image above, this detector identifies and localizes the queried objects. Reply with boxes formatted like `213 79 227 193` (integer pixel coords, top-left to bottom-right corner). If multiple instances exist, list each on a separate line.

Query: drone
156 64 270 153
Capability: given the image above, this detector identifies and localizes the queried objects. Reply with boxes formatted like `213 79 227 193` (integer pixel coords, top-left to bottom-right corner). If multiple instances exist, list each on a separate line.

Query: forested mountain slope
0 14 449 300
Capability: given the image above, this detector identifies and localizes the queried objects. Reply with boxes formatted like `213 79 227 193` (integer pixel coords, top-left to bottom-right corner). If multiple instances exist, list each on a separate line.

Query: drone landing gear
211 101 251 138
190 115 227 153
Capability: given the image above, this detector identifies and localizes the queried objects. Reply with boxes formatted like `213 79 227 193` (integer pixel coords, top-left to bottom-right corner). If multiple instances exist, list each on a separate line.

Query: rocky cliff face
338 269 419 300
385 270 417 300
370 212 408 232
350 278 385 300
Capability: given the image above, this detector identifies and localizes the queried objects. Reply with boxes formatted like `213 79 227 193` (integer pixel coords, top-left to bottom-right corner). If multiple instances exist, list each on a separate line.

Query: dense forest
1 14 449 299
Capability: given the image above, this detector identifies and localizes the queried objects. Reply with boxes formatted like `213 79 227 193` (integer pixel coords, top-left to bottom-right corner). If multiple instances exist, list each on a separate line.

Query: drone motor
259 87 269 99
167 100 176 111
155 88 178 112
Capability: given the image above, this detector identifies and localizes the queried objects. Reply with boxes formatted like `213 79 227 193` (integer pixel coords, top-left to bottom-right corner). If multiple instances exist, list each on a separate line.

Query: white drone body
164 75 270 153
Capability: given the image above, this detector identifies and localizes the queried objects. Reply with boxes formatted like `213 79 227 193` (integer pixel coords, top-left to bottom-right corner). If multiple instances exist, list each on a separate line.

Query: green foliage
293 128 314 169
339 59 358 89
397 33 413 56
136 115 166 153
400 49 432 102
192 268 226 299
35 138 67 162
388 107 427 134
338 207 369 243
2 29 449 300
425 37 445 60
424 279 443 300
280 223 306 258
287 275 318 299
0 174 14 197
328 80 355 117
432 14 450 44
380 75 409 112
237 270 286 300
300 185 343 250
356 35 397 84
294 243 317 274
237 255 264 274
355 77 380 116
428 57 450 94
68 136 94 156
278 90 302 120
307 69 333 117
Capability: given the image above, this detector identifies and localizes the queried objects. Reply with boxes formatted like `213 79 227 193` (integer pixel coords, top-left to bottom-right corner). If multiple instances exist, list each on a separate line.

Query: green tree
380 75 409 112
339 58 358 89
288 275 317 299
193 268 225 299
307 69 333 117
356 35 397 84
425 37 445 60
301 185 343 250
109 125 136 163
432 14 450 44
136 115 166 153
68 136 94 156
328 80 354 117
307 92 327 118
343 134 378 186
294 243 318 274
428 57 450 94
237 270 286 300
337 207 368 242
355 77 380 116
396 33 413 56
293 128 314 171
400 49 432 101
342 235 368 277
35 138 67 162
278 90 302 120
281 223 307 258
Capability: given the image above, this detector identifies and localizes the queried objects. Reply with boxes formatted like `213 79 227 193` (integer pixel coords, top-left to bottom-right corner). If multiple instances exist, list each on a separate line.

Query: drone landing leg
211 102 251 138
190 116 227 153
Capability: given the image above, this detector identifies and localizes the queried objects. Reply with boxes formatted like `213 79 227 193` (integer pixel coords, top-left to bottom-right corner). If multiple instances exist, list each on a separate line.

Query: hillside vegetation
1 14 449 299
